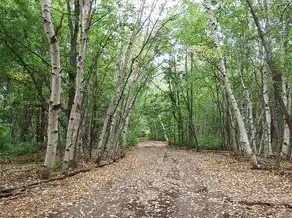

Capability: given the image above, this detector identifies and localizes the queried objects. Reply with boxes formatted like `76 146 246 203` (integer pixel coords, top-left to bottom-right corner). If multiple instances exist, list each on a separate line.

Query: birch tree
282 81 291 155
96 1 146 153
262 66 272 157
42 0 62 178
67 0 80 116
63 0 94 172
280 0 291 156
203 0 259 168
97 0 171 157
246 0 292 161
239 66 257 153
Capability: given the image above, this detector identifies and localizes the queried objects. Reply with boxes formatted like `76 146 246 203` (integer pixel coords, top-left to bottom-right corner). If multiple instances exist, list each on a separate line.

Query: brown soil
1 141 292 217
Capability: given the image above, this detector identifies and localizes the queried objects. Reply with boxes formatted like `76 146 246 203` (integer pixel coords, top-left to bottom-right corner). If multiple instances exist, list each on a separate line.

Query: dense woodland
0 0 291 180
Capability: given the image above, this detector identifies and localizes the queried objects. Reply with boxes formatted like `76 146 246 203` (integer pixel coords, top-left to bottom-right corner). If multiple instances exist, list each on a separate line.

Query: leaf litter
1 141 292 217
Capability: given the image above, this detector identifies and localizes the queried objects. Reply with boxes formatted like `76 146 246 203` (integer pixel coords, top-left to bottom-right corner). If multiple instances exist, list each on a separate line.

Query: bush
126 133 139 146
199 135 222 150
0 142 41 163
0 124 10 147
1 142 38 154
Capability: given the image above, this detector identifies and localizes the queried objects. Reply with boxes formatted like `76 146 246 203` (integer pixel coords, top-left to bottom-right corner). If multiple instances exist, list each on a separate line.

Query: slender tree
204 0 259 167
246 0 292 155
63 0 95 172
42 0 62 178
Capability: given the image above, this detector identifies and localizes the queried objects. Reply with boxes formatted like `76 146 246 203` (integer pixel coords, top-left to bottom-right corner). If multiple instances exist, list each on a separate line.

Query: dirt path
1 141 292 217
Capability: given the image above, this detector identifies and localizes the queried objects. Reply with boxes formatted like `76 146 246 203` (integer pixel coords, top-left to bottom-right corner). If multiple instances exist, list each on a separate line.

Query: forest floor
1 140 292 217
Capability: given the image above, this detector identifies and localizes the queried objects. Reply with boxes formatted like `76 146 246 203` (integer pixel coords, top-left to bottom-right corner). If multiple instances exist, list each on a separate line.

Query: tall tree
203 0 259 168
42 0 62 178
246 0 292 159
63 0 95 172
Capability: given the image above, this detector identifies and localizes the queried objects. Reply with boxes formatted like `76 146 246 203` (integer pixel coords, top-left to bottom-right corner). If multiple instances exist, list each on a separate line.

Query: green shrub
126 133 139 146
1 142 38 155
0 124 10 147
199 135 222 150
0 142 41 163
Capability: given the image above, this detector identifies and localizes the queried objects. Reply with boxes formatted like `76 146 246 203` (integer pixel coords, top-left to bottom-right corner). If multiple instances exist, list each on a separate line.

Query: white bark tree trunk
106 79 124 151
204 0 259 167
119 90 137 150
115 92 136 150
280 0 290 155
159 114 169 142
121 110 132 148
97 14 141 152
282 79 290 155
262 0 273 157
239 66 257 153
97 103 114 150
228 106 238 153
109 78 138 151
262 69 272 157
42 0 62 179
247 0 292 160
97 66 125 152
63 0 93 172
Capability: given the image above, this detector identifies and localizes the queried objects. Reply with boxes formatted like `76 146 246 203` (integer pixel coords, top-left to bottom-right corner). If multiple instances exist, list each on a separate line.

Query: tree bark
67 0 80 117
262 67 272 157
204 0 259 167
63 0 93 172
239 65 257 153
159 114 169 143
280 0 290 156
42 0 62 179
246 0 292 149
97 30 137 152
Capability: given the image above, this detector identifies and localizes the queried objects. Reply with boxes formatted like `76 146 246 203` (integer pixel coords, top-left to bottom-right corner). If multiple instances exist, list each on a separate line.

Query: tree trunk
204 0 259 168
42 0 62 179
97 29 137 152
239 65 257 153
87 98 95 159
20 107 32 143
67 0 80 118
246 0 292 154
177 92 183 146
282 82 291 155
159 114 168 142
114 88 137 150
98 71 124 152
275 101 284 170
63 0 93 172
280 0 290 156
229 107 238 153
262 68 272 157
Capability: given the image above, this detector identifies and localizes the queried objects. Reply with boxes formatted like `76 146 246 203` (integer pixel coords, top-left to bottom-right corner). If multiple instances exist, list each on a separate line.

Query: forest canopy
0 0 291 177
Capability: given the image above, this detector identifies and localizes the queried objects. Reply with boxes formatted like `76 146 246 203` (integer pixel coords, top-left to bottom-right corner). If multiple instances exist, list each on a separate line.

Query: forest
0 0 292 217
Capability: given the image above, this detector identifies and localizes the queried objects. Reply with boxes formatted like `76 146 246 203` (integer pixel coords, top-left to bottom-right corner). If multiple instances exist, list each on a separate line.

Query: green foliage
199 135 222 150
126 132 139 147
0 142 41 163
2 143 39 155
174 2 211 46
0 0 290 168
0 124 9 142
